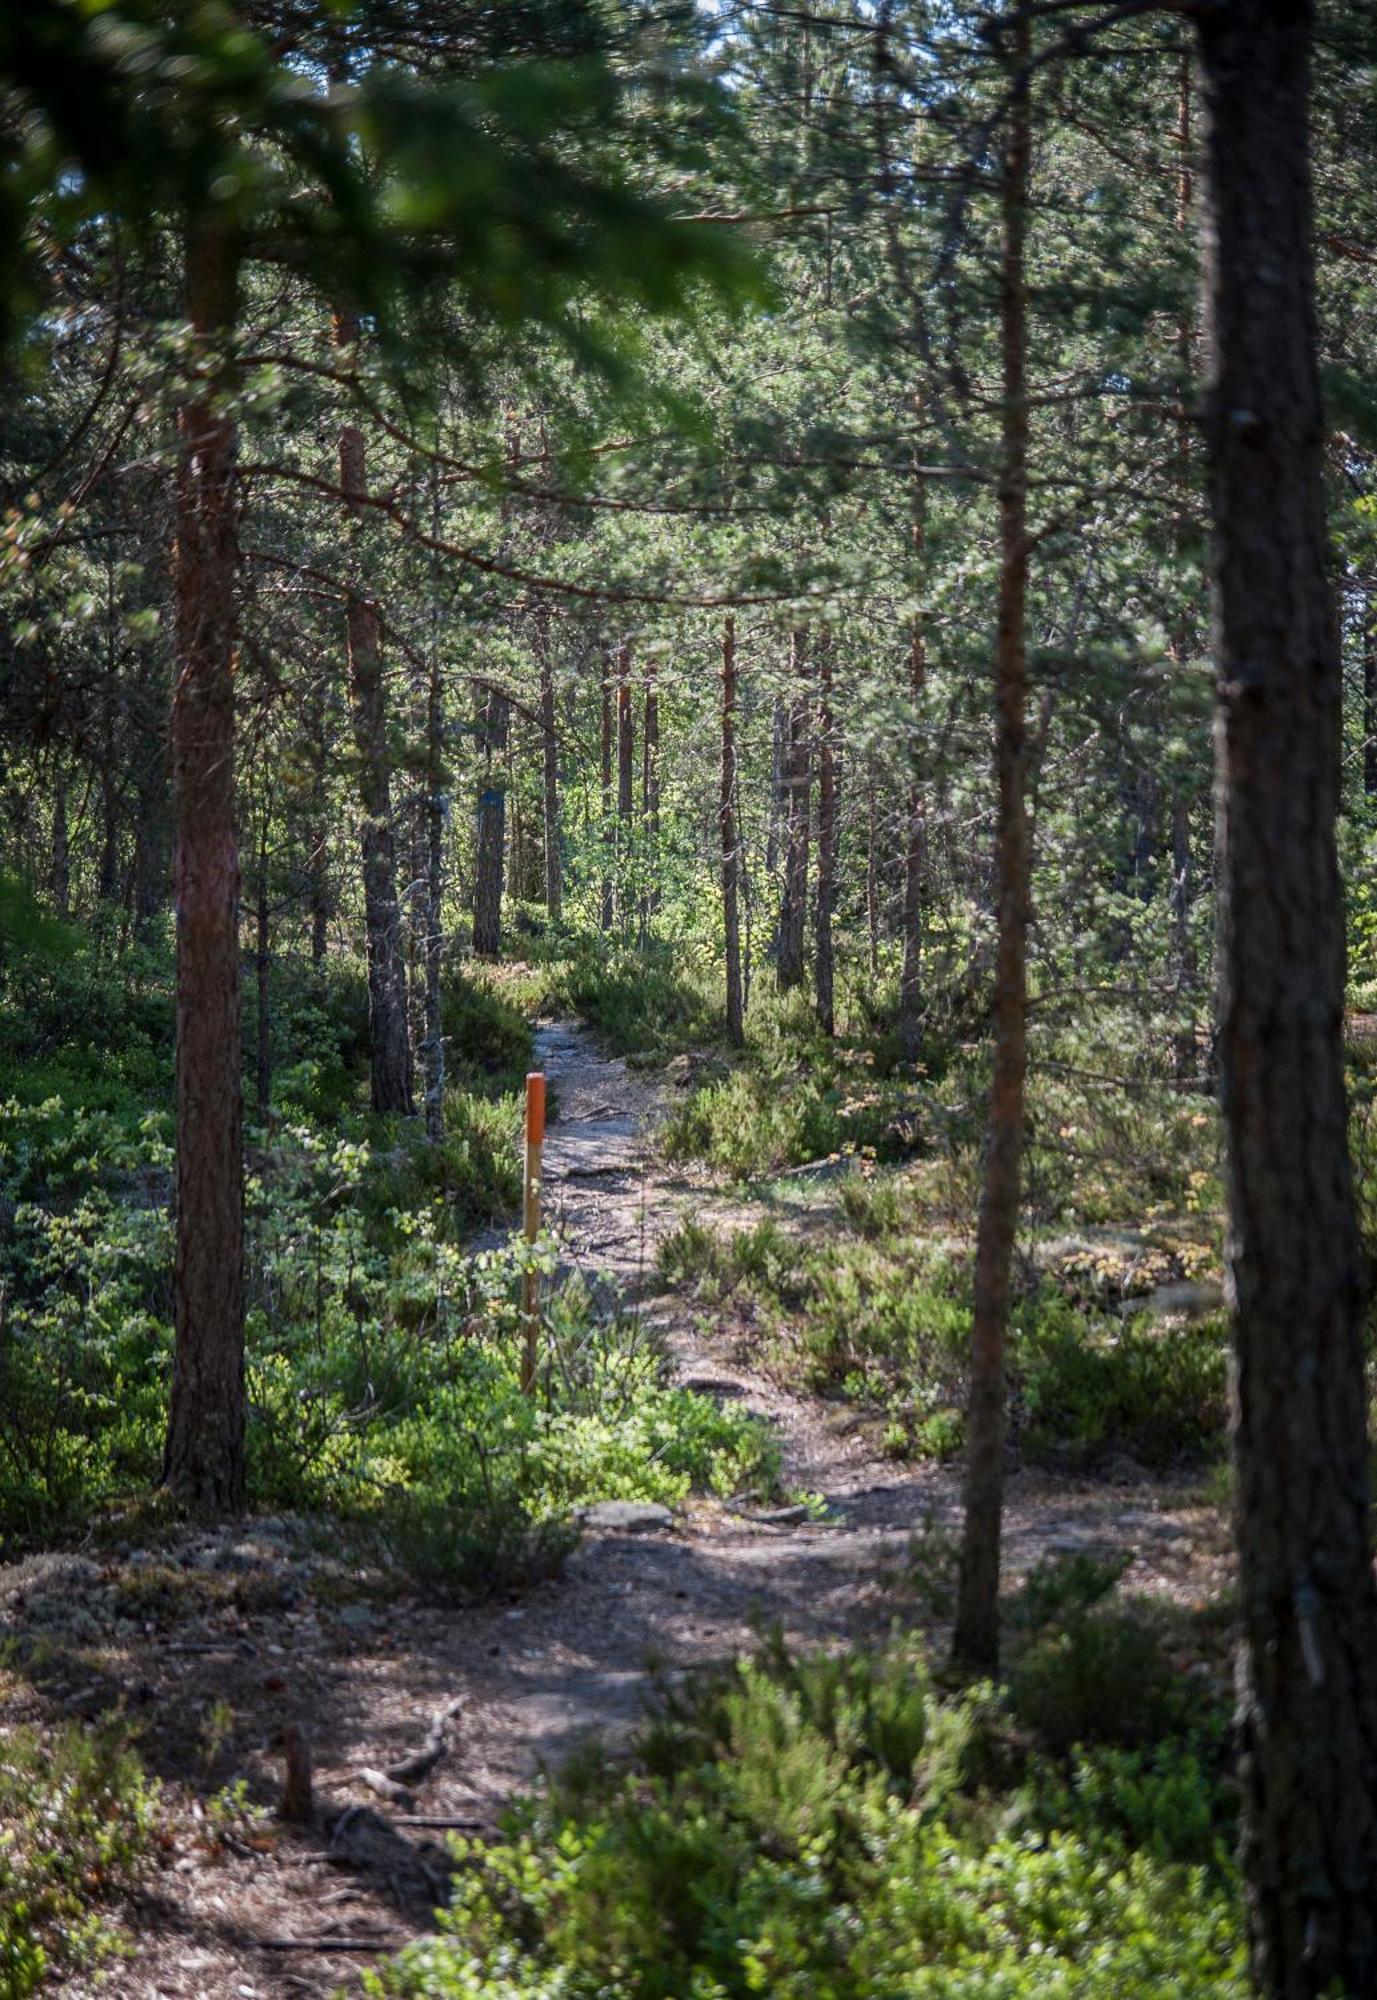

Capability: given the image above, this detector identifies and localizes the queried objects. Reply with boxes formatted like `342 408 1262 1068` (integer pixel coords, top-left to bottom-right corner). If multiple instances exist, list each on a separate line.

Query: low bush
0 1104 775 1576
543 942 721 1057
1017 1296 1228 1469
364 1630 1244 2000
442 973 535 1097
662 1194 1228 1470
0 1720 159 1997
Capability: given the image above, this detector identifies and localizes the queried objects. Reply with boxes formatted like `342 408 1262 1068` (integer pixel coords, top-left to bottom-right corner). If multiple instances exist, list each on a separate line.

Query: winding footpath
53 1022 1221 1998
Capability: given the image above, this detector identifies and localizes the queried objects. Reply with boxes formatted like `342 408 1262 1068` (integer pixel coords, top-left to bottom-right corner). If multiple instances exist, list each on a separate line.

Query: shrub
364 1632 1244 2000
1009 1609 1179 1755
544 942 720 1057
442 974 534 1097
1017 1295 1228 1468
0 1721 159 1996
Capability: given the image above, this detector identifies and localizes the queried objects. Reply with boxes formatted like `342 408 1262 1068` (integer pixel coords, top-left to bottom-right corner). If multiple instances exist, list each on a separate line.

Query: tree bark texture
473 687 509 960
307 681 331 970
642 656 660 929
721 618 745 1048
814 633 837 1036
953 10 1031 1674
422 628 446 1144
776 632 811 993
163 217 246 1512
255 820 271 1127
536 603 562 923
617 640 634 930
1199 4 1377 1992
334 303 413 1115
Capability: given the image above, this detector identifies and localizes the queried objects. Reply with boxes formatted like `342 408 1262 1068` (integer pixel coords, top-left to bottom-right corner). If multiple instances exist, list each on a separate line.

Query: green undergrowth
0 943 773 1580
0 1716 159 1997
537 938 724 1057
365 1579 1240 2000
659 1196 1228 1470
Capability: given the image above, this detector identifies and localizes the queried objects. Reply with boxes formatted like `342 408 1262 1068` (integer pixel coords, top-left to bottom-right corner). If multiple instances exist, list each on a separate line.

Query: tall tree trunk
721 617 745 1048
1170 46 1199 1082
163 217 245 1512
642 655 660 933
536 604 562 924
334 302 413 1115
599 656 614 932
473 688 509 960
814 634 837 1035
98 656 120 907
1199 5 1377 1991
422 638 446 1143
776 632 811 993
952 9 1031 1674
766 696 785 881
255 818 271 1128
865 768 880 977
307 680 331 970
617 640 634 931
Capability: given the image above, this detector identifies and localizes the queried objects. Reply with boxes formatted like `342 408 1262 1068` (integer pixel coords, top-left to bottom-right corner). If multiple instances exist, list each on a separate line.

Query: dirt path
34 1023 1225 1998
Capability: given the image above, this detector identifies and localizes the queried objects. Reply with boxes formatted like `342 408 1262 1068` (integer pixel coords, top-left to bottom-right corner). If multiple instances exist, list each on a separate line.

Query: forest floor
6 1023 1231 1999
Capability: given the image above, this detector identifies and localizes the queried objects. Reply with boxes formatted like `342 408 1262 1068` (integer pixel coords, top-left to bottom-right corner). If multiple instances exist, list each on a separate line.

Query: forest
2 0 1377 1995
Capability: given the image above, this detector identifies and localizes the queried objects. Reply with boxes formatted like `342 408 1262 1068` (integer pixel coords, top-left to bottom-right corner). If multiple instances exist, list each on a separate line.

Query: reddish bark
163 217 246 1512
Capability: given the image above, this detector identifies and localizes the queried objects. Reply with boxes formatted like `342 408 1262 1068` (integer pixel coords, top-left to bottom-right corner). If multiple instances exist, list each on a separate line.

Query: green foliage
365 1632 1244 2000
664 1180 1227 1471
443 972 536 1097
1009 1611 1178 1757
663 1061 925 1180
1017 1297 1228 1469
0 1719 158 1996
543 942 722 1057
0 1075 772 1574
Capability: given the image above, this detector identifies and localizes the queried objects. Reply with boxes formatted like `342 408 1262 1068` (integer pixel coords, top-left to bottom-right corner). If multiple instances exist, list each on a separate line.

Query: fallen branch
258 1937 395 1953
386 1696 463 1786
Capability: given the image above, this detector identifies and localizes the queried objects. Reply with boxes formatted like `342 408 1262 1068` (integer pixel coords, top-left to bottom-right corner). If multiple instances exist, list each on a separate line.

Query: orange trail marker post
520 1073 546 1396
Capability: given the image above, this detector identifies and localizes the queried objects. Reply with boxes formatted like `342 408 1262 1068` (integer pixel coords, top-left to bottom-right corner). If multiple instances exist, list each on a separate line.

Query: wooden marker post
520 1072 546 1396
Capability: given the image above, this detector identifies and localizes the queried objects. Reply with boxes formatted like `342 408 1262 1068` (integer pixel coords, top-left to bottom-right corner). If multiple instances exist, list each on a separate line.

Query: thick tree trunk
721 618 745 1048
334 303 413 1115
1199 6 1377 1993
952 11 1031 1674
776 632 811 993
163 218 245 1513
1170 48 1199 1084
814 635 837 1036
473 688 509 961
536 605 562 924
